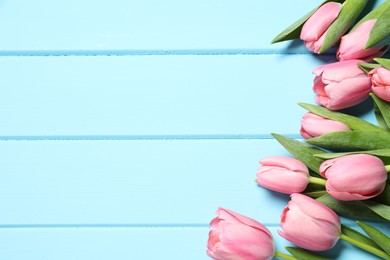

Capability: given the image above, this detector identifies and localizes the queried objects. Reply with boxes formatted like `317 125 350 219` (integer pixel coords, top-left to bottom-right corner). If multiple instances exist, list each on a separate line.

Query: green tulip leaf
374 99 390 130
319 0 369 53
306 131 390 150
358 62 381 74
341 224 382 250
314 148 390 159
366 5 390 49
353 0 390 28
316 194 386 221
357 221 390 254
371 93 390 129
304 190 328 198
286 247 331 260
375 183 390 206
299 103 383 132
374 58 390 71
271 0 344 44
350 0 390 48
271 133 325 174
361 200 390 221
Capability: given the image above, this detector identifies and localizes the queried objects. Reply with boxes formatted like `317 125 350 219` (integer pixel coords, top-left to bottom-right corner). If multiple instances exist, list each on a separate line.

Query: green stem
340 234 390 259
308 176 327 186
385 165 390 172
274 251 297 260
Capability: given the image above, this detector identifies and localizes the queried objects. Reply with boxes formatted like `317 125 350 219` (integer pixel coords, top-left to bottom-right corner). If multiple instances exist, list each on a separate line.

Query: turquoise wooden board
0 227 384 260
0 0 321 53
1 55 338 137
0 139 295 225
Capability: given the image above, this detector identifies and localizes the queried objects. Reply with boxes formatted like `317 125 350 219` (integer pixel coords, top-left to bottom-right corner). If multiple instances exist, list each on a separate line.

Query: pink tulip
207 208 275 260
278 193 341 251
337 19 389 61
369 66 390 102
320 154 387 201
256 156 309 194
313 59 372 110
300 112 350 139
300 2 342 53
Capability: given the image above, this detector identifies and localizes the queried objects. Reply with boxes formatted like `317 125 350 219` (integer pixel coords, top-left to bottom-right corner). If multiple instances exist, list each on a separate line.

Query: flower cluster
206 1 390 259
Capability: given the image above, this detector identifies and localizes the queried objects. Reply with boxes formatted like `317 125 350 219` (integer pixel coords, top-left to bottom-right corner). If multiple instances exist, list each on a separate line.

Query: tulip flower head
257 156 309 194
369 66 390 102
207 208 275 260
313 60 372 110
320 154 387 201
300 2 342 53
278 193 341 251
337 19 389 62
300 112 350 139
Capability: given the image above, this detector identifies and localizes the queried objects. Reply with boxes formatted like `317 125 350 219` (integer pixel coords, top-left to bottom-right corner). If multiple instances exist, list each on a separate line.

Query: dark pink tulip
300 2 342 53
369 66 390 102
300 112 350 139
278 193 341 251
320 154 387 201
337 19 389 62
257 156 309 194
207 208 275 260
313 60 371 110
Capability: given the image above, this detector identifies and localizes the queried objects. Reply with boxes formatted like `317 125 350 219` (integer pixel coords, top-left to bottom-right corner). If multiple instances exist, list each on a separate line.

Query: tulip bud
369 66 390 102
313 59 372 110
207 208 275 260
300 2 342 53
320 154 387 201
256 156 309 194
337 19 389 62
278 193 341 251
300 112 350 139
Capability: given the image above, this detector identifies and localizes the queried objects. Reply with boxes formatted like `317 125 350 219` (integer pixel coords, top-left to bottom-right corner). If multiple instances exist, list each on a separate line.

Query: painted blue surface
0 0 388 259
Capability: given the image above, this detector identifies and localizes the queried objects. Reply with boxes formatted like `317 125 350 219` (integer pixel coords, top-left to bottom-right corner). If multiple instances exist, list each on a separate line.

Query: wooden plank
0 55 349 137
0 0 321 52
1 139 301 225
0 226 383 260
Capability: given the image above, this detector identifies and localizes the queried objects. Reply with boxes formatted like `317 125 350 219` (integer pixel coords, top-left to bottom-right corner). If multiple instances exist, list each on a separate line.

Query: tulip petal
320 154 387 201
257 166 309 193
290 194 340 226
323 77 371 110
279 195 340 251
320 60 366 84
300 2 342 41
337 19 388 61
259 156 308 173
300 112 350 139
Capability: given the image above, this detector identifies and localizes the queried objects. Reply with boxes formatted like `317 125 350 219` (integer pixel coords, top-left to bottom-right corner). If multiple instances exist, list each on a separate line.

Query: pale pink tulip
207 208 275 260
278 193 341 251
300 2 342 53
313 59 371 110
257 156 309 194
320 154 387 201
300 112 350 139
337 19 388 61
369 66 390 102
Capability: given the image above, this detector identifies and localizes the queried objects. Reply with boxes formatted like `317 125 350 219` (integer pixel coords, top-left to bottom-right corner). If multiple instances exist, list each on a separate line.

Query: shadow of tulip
338 96 374 118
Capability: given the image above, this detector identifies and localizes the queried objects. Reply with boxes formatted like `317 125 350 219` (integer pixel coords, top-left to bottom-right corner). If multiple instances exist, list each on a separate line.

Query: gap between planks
0 134 301 141
0 49 336 57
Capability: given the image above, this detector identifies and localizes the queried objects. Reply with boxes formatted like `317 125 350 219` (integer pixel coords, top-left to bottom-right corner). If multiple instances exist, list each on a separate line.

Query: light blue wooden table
0 0 388 259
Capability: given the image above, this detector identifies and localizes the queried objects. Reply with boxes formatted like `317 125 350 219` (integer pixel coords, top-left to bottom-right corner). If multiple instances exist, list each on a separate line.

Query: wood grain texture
1 139 294 225
0 55 334 137
0 227 384 260
0 0 386 259
0 0 322 52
